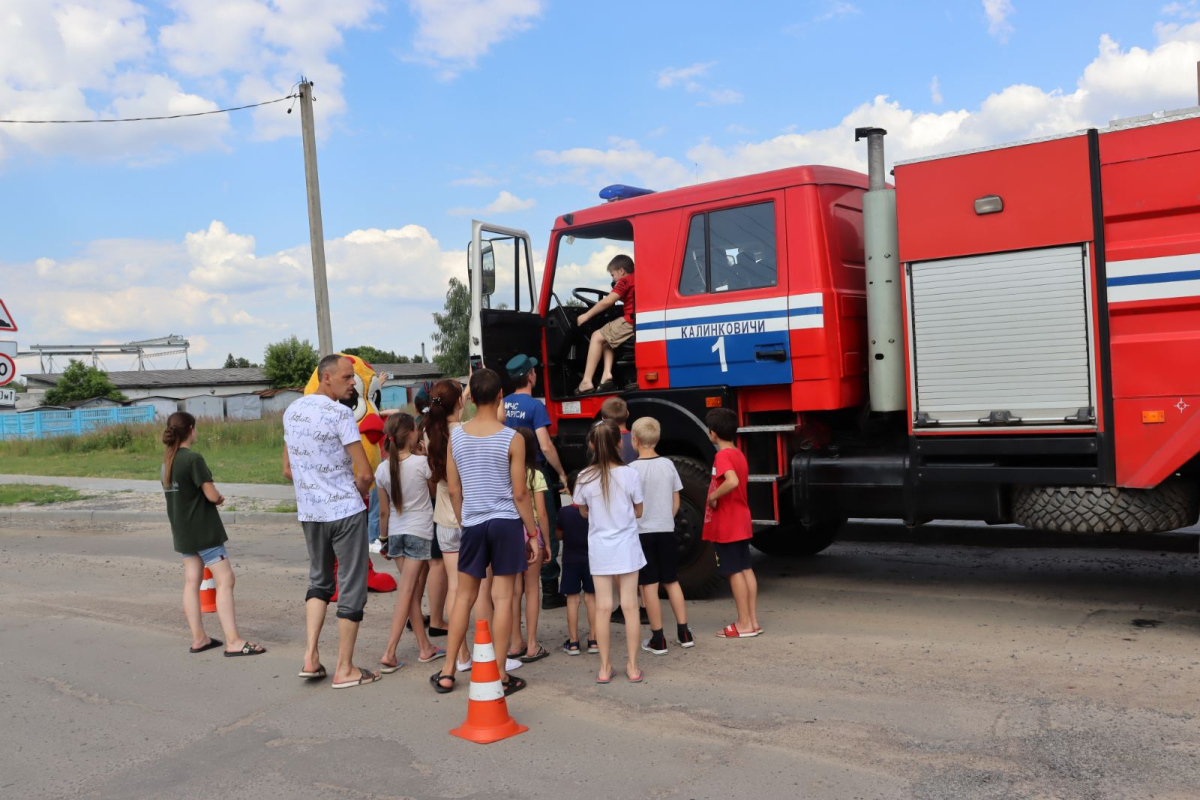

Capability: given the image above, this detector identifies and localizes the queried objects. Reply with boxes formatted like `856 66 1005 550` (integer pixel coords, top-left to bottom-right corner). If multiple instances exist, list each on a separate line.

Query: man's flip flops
224 642 266 657
298 665 327 679
717 624 760 639
332 668 381 689
189 638 223 653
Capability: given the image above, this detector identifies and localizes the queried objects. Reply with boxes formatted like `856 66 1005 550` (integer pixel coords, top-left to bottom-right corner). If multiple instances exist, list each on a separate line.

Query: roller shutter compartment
909 245 1094 428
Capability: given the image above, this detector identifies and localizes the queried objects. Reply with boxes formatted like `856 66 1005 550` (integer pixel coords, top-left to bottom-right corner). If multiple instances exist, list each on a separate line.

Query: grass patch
0 484 84 506
0 416 289 485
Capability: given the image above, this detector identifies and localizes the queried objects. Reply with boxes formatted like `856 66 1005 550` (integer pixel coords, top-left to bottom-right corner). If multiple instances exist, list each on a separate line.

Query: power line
0 94 298 124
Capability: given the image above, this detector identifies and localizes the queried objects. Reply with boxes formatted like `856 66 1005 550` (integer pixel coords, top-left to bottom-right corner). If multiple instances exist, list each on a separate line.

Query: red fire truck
467 106 1200 595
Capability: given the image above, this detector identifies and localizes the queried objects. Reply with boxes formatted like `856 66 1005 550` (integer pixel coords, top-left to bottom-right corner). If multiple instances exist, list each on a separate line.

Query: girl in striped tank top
432 369 539 697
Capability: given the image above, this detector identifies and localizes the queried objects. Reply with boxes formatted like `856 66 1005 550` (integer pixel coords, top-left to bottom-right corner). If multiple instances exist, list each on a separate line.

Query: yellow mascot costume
303 354 393 593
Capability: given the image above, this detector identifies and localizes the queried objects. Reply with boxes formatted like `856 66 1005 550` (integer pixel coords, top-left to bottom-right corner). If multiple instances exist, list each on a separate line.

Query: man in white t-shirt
283 354 378 689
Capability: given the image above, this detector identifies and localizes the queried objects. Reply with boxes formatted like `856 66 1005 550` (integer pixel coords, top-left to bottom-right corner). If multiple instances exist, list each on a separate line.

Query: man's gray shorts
301 511 368 622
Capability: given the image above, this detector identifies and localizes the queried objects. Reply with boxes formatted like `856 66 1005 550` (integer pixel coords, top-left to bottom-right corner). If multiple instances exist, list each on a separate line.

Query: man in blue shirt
503 354 569 610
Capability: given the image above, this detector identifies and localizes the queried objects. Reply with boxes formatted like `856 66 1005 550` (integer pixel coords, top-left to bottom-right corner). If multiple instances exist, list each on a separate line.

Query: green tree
223 353 256 368
43 361 127 405
432 277 469 377
263 336 319 388
343 346 407 365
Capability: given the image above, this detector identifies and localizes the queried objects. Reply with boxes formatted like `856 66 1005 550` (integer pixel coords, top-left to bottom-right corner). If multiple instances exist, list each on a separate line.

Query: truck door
468 220 543 391
664 198 792 387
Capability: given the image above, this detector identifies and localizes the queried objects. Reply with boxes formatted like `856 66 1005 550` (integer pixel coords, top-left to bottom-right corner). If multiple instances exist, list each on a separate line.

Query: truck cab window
678 201 777 295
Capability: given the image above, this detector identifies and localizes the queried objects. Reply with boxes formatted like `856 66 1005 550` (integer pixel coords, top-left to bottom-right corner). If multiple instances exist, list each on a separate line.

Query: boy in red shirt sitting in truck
703 407 761 638
575 254 635 395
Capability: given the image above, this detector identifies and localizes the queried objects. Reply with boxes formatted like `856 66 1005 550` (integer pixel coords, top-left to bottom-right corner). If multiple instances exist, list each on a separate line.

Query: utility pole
298 79 334 358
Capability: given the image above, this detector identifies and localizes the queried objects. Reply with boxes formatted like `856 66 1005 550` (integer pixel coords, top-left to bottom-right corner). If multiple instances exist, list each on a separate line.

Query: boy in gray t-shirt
629 417 694 653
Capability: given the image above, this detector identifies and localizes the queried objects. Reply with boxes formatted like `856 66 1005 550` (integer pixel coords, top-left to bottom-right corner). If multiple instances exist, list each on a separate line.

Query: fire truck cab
468 107 1200 595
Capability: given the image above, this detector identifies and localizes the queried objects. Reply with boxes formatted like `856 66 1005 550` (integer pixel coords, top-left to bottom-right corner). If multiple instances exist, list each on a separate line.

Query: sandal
224 641 266 657
501 674 527 696
562 639 581 656
586 639 599 654
595 380 617 394
626 669 644 683
189 638 223 654
418 648 447 664
298 664 326 679
379 659 403 674
716 623 758 639
507 646 527 659
596 668 614 684
430 671 455 694
332 667 381 690
519 645 549 663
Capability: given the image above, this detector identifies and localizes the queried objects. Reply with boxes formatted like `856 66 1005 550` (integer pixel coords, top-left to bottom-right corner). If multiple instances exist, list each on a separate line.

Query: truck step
737 424 797 433
747 474 782 483
751 519 779 526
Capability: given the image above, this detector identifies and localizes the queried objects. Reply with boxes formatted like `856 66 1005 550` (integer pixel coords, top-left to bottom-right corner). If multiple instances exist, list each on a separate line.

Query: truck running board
738 424 798 433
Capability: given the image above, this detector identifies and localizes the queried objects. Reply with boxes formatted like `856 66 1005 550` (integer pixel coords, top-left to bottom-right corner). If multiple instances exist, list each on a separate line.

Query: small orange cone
449 619 528 744
200 567 217 613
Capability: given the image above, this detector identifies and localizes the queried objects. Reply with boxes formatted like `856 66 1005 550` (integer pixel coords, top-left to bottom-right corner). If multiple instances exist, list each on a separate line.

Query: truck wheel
1012 480 1200 534
751 518 844 557
668 455 722 599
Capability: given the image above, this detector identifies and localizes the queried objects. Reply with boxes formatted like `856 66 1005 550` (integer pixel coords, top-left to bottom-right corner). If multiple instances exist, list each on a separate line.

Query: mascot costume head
303 354 394 593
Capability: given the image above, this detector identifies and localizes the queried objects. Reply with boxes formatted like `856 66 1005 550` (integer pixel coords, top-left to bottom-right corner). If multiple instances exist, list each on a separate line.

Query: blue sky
4 1 1199 372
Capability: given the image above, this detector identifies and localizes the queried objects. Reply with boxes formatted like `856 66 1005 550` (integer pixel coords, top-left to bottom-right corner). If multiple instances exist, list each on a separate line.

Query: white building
24 368 272 403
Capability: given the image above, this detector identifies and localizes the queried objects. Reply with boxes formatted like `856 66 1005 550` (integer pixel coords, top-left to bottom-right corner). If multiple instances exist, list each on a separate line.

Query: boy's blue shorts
559 560 595 595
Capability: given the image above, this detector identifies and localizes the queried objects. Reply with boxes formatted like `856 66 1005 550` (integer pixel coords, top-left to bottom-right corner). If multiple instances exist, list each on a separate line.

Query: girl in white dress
572 420 646 683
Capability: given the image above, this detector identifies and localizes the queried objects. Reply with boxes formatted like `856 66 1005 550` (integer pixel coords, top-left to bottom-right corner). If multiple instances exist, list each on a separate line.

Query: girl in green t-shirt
163 411 265 658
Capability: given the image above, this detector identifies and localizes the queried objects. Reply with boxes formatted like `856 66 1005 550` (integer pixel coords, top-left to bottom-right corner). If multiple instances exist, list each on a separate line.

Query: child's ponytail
383 413 416 514
582 420 621 504
161 411 196 488
420 379 462 485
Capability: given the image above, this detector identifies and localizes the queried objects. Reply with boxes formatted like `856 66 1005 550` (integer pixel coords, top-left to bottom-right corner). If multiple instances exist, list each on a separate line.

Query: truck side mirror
481 241 496 297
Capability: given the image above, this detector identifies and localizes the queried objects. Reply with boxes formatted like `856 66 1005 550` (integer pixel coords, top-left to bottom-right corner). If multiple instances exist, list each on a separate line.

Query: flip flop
298 664 327 679
596 668 614 684
501 675 527 696
189 638 223 654
716 624 758 639
507 646 527 659
332 667 381 690
379 659 403 674
519 645 549 663
418 648 447 664
427 626 448 637
626 669 644 683
595 380 618 393
430 671 455 694
224 642 266 657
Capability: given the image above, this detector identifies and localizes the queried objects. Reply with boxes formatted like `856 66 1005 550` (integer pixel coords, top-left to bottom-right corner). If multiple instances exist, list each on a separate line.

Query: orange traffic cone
200 567 217 613
449 619 528 744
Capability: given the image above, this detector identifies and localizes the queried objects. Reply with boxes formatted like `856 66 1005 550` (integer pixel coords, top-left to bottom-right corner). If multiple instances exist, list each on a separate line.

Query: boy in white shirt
629 417 694 654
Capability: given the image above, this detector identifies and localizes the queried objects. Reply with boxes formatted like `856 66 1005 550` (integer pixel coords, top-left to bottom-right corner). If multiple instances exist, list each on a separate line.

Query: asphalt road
2 518 1199 800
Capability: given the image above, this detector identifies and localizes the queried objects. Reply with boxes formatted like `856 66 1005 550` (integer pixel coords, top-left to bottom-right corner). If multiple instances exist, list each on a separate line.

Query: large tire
751 518 844 557
668 455 722 599
1012 480 1200 534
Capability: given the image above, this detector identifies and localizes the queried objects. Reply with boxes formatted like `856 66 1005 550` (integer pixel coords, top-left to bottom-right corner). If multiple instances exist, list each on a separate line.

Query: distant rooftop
25 368 269 389
374 363 444 380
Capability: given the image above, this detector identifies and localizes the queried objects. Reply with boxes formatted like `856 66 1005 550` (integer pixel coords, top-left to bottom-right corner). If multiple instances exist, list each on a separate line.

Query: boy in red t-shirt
575 254 635 395
702 408 760 639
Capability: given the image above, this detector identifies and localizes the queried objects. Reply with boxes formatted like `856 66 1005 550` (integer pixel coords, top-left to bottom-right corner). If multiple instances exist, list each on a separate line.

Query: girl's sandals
189 638 222 654
298 664 326 679
596 667 614 684
501 674 527 696
224 641 266 657
519 645 549 663
586 639 599 654
430 671 455 693
507 646 527 659
562 639 581 656
379 658 403 674
332 668 381 690
626 668 644 683
717 623 760 639
418 648 447 664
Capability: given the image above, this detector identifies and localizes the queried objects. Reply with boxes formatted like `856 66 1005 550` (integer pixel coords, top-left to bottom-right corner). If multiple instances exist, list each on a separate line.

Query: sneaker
562 638 581 656
369 540 383 554
586 638 599 654
641 635 668 656
541 593 567 610
456 659 473 672
677 626 695 648
505 657 523 671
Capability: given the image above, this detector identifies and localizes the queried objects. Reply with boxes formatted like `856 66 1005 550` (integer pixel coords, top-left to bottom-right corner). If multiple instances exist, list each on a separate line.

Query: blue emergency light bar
599 184 655 202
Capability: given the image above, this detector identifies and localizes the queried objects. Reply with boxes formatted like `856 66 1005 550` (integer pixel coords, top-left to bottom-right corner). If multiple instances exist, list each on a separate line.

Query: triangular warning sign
0 299 15 333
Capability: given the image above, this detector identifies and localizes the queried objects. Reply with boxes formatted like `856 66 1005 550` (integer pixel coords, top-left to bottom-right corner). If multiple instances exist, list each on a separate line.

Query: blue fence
0 405 156 441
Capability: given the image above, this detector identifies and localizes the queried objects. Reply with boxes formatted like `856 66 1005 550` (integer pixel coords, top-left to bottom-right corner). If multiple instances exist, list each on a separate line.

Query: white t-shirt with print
630 457 682 534
283 393 364 523
572 464 647 576
374 455 435 539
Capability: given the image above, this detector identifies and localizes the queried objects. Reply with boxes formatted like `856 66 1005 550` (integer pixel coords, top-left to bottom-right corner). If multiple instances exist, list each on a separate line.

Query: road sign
0 299 15 333
0 353 13 386
0 388 14 407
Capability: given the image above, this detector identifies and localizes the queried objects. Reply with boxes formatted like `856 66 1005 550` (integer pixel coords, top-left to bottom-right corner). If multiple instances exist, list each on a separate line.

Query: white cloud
983 0 1015 41
450 173 503 187
406 0 544 79
537 22 1200 188
447 190 536 216
0 0 381 161
656 61 742 106
816 2 861 22
930 75 944 105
